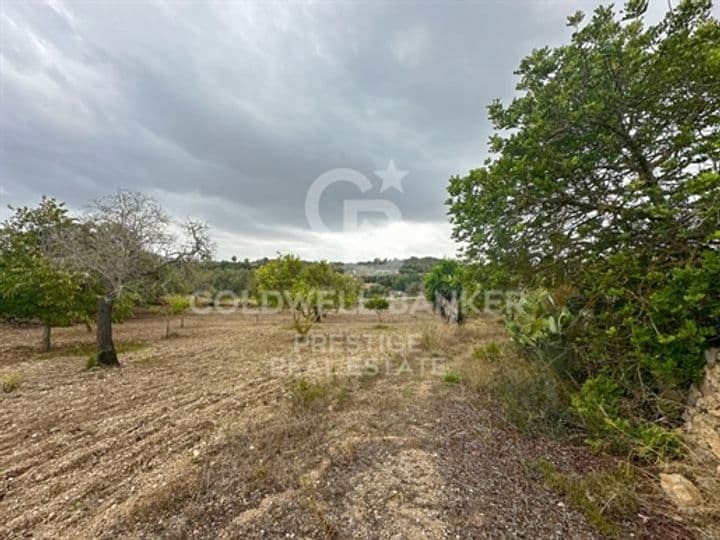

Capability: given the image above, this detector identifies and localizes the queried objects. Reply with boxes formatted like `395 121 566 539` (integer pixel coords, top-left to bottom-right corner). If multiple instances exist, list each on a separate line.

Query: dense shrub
446 1 720 460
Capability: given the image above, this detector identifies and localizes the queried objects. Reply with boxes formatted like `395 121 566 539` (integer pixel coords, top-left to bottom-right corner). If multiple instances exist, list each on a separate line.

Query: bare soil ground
0 311 692 538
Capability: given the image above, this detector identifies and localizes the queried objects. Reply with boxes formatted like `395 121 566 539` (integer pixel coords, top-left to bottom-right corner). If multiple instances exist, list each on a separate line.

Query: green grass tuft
1 371 23 392
371 324 390 330
289 377 330 409
442 372 462 384
473 341 501 360
85 355 99 370
530 459 638 538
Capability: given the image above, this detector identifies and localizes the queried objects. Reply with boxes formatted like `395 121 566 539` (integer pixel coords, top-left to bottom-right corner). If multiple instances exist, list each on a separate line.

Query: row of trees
1 198 427 355
0 192 212 365
445 0 720 458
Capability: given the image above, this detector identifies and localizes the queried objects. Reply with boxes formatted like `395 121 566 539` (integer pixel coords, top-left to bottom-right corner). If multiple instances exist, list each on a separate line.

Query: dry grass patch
370 323 391 330
418 322 450 354
298 475 339 538
41 341 147 359
290 377 330 408
664 458 720 536
460 341 574 436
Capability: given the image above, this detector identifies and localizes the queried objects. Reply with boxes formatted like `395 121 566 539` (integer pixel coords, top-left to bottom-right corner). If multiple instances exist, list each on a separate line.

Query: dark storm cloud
0 0 673 258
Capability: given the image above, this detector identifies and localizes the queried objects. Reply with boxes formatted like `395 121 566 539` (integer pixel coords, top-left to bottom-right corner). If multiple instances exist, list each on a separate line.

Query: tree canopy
0 197 92 350
447 0 719 283
51 191 212 365
424 260 466 324
256 254 360 335
445 0 720 457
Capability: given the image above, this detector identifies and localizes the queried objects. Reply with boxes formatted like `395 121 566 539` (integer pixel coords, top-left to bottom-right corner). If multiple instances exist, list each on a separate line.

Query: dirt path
0 312 683 538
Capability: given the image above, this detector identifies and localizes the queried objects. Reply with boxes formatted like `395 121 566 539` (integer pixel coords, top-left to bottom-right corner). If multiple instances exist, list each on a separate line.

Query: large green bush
447 1 720 460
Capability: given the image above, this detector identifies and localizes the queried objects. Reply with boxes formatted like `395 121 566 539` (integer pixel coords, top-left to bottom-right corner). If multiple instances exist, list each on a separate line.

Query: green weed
1 371 23 392
530 460 638 538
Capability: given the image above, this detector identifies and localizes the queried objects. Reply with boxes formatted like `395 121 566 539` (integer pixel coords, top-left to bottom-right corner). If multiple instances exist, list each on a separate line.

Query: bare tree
52 191 212 366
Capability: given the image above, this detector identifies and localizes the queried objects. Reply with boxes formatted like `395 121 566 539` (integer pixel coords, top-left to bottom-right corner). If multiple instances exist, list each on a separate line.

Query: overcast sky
0 0 680 261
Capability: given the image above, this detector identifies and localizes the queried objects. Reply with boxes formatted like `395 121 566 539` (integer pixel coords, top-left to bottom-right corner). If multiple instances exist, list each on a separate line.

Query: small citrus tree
256 254 358 337
161 294 192 338
365 296 389 322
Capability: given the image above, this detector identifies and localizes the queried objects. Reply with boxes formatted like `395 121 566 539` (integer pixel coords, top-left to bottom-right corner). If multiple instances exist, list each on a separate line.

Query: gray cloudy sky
0 0 675 261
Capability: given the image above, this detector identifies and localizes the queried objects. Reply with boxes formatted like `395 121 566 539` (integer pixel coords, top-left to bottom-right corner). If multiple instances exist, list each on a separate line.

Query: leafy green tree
0 198 90 351
161 294 192 337
256 255 359 335
299 261 360 319
447 0 719 280
255 254 304 306
424 260 465 324
445 0 720 455
364 296 389 321
51 191 212 366
287 280 318 338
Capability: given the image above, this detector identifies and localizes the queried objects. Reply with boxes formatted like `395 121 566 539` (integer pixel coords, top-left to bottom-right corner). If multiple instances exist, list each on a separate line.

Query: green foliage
446 1 720 460
299 261 360 312
364 296 389 321
1 371 23 393
505 289 573 348
113 292 141 323
0 198 92 348
85 354 99 370
473 341 501 361
257 254 360 336
365 283 388 297
442 372 462 384
448 1 720 274
289 377 330 409
572 376 683 461
255 254 304 299
531 460 639 537
424 260 467 323
349 257 441 296
205 263 255 295
423 260 463 304
163 294 191 316
364 296 389 310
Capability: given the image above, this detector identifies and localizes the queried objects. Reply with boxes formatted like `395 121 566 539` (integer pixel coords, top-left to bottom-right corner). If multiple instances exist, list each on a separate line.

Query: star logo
375 159 408 193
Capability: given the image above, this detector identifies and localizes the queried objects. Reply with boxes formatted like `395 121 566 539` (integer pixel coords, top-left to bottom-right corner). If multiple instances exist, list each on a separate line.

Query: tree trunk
180 315 185 329
96 297 119 366
41 323 51 352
